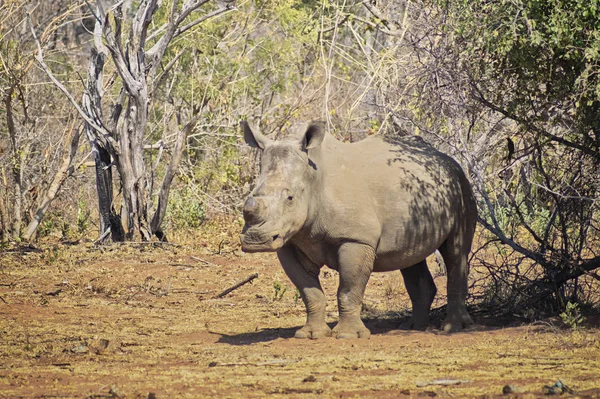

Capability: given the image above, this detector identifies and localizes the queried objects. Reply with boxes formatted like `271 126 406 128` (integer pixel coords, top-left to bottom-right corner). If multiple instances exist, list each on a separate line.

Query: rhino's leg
439 234 474 333
333 242 375 339
399 260 437 331
277 246 331 339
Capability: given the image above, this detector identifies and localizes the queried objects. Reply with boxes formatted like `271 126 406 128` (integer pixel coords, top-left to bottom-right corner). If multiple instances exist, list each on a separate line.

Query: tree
1 0 86 242
31 0 235 241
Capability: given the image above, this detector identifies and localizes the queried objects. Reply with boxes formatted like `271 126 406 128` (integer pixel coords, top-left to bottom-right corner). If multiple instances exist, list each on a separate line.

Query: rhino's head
239 121 325 252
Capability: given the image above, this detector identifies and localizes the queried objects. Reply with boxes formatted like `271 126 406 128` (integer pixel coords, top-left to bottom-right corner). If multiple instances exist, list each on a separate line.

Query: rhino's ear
241 121 271 150
301 121 326 152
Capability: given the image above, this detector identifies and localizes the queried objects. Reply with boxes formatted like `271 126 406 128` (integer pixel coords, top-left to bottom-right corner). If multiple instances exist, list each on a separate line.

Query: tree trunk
117 93 151 241
91 137 125 242
0 174 9 240
150 116 197 240
22 126 82 241
5 85 22 239
83 46 125 242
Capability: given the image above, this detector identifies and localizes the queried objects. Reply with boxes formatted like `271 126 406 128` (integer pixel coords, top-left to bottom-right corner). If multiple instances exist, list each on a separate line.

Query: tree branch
477 215 551 269
529 256 600 304
174 5 235 38
150 110 201 238
23 125 82 241
28 13 119 153
471 84 600 161
150 48 185 96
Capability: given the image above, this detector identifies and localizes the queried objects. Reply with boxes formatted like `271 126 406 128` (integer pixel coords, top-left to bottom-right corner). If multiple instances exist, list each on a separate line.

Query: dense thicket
1 0 598 315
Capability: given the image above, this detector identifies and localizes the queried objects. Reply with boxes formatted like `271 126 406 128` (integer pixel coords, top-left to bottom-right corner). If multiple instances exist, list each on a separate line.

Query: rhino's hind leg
399 260 437 331
438 234 474 333
277 246 331 339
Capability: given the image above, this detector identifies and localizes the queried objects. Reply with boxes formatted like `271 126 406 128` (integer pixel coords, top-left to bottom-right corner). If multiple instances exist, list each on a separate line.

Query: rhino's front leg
277 246 331 339
333 242 375 339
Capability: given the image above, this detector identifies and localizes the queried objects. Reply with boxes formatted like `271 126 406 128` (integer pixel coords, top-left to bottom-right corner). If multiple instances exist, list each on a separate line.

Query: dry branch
214 273 259 298
28 14 117 149
416 379 472 387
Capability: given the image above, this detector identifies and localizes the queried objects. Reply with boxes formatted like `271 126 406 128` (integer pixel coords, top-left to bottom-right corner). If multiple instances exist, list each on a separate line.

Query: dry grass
1 237 600 398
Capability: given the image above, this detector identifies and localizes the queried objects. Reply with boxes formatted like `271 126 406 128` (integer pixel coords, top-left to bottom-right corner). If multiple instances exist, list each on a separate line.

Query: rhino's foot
294 323 332 339
398 317 429 331
442 307 473 333
332 320 371 339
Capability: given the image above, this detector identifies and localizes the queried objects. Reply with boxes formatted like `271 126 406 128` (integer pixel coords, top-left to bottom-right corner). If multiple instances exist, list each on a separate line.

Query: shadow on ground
215 309 507 346
217 327 298 345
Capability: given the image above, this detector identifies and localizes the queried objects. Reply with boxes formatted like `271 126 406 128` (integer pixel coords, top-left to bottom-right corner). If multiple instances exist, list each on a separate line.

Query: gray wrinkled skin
240 121 477 339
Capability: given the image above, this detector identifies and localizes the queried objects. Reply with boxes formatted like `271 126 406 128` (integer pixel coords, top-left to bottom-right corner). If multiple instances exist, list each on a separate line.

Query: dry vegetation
1 232 600 399
2 1 600 397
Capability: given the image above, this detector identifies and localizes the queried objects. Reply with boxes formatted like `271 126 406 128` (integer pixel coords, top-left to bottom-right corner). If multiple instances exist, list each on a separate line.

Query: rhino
240 121 477 338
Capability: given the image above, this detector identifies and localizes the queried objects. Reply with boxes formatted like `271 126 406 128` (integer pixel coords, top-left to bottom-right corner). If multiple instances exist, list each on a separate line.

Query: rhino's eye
287 195 294 201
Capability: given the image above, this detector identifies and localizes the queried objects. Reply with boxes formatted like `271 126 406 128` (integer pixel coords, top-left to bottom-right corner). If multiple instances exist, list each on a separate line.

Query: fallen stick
170 288 213 295
209 359 298 367
214 273 258 298
416 379 471 387
0 295 7 304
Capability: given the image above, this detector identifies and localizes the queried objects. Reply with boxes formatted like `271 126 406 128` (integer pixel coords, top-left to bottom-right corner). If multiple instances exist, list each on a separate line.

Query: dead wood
214 273 259 298
416 379 472 387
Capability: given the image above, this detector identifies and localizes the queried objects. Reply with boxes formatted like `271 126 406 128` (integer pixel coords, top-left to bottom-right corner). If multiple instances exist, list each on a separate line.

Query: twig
191 256 218 267
93 227 111 245
214 273 258 298
170 288 213 295
209 359 298 367
110 241 181 248
0 295 7 304
168 263 201 269
416 379 471 387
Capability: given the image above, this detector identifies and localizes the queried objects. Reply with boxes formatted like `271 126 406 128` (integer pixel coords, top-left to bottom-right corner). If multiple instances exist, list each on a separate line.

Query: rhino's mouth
240 225 285 253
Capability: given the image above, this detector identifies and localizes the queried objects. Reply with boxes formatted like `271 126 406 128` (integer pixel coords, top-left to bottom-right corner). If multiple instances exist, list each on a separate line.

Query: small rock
302 375 317 383
502 385 524 394
69 343 89 354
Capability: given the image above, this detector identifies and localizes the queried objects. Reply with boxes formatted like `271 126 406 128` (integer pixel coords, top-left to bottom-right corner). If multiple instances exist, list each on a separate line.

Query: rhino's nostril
272 234 279 242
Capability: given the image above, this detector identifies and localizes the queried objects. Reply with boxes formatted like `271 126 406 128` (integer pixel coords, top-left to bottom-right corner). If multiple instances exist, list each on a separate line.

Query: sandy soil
1 242 599 398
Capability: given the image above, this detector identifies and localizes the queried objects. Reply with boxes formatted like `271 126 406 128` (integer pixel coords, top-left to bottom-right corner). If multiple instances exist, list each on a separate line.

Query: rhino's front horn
243 196 267 225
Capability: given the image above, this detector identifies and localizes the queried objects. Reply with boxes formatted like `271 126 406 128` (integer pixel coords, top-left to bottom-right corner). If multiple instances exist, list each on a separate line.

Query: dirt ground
1 241 600 399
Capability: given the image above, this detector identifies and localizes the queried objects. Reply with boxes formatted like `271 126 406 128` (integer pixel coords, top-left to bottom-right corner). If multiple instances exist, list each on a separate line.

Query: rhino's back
315 134 471 268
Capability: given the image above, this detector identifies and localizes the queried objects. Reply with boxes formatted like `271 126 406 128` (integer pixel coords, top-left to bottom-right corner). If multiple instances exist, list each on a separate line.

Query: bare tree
31 0 234 241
